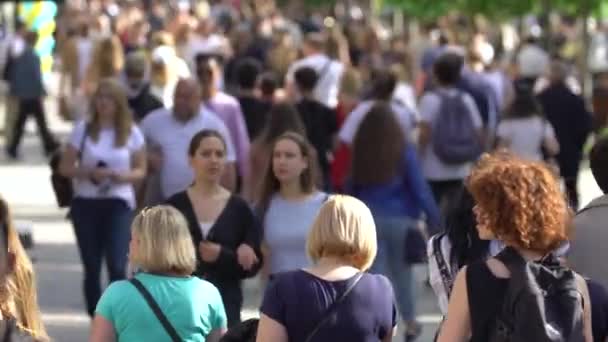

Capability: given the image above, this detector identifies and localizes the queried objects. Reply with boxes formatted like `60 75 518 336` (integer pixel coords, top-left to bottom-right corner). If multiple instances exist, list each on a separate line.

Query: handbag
404 223 429 264
49 125 87 208
304 273 363 342
130 278 182 342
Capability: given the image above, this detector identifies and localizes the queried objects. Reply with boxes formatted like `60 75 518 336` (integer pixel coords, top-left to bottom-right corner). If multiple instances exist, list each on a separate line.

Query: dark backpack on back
432 91 483 164
488 247 585 342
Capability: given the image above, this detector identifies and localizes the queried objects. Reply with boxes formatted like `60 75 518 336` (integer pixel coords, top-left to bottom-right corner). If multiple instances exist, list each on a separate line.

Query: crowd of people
2 0 608 341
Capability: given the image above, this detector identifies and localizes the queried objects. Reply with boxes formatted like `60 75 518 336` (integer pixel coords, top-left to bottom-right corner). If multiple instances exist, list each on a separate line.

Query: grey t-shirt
264 192 327 274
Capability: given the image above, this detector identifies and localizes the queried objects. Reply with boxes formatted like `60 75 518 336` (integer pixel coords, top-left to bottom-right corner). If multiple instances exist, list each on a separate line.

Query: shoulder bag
50 125 87 208
130 278 182 342
304 272 363 342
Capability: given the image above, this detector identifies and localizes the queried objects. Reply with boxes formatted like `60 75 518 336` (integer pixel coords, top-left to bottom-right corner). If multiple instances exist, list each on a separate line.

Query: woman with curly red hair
436 152 593 342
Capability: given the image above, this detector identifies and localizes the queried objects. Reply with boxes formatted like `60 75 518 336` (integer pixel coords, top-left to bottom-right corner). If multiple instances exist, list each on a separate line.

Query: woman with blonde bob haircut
91 206 228 342
306 195 377 271
257 195 397 342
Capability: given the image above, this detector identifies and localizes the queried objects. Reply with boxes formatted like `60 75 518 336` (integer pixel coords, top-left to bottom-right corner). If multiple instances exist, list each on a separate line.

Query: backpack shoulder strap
130 278 182 342
431 235 454 296
495 247 527 270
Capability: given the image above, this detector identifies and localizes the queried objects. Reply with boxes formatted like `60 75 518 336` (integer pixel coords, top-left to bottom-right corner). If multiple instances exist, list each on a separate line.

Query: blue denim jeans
70 198 132 316
369 216 416 322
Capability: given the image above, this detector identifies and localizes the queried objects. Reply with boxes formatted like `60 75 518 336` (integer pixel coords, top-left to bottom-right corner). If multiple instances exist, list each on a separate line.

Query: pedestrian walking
256 195 397 342
90 205 227 342
58 78 147 317
167 130 262 327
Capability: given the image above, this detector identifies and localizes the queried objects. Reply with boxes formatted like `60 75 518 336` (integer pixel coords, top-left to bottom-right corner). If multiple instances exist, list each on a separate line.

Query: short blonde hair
130 206 196 275
307 195 377 271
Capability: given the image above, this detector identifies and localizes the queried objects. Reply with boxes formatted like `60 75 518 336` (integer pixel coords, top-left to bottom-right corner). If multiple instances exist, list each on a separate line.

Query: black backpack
488 247 585 342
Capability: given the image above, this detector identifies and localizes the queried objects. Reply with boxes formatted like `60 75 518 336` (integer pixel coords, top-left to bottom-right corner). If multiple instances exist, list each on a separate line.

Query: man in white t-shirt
285 32 344 109
140 78 237 200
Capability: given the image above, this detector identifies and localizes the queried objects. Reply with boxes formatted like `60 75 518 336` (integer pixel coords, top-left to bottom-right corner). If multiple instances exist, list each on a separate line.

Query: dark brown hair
188 129 227 157
256 132 319 217
351 102 406 185
258 102 306 146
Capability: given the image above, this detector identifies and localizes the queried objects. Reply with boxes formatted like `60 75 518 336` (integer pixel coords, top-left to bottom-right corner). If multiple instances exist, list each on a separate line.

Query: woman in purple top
256 195 397 342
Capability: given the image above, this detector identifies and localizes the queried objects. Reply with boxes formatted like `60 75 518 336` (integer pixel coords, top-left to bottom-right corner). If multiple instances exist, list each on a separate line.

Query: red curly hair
466 152 571 254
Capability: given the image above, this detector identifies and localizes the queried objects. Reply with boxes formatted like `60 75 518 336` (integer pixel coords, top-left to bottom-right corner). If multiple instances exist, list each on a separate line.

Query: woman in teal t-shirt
90 206 228 341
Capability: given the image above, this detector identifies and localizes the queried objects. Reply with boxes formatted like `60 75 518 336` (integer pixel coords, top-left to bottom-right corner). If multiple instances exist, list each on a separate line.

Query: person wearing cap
123 52 163 122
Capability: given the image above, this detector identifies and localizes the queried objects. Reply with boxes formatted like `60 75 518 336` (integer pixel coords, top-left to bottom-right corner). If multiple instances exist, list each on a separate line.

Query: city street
0 97 602 341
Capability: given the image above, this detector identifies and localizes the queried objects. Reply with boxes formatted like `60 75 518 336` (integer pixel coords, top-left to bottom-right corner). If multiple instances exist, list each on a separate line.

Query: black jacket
166 192 263 284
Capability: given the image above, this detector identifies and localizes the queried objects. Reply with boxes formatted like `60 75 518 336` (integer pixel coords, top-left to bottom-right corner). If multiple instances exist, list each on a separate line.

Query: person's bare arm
59 145 90 179
418 122 431 151
437 267 471 342
90 315 116 342
112 148 147 183
256 313 288 342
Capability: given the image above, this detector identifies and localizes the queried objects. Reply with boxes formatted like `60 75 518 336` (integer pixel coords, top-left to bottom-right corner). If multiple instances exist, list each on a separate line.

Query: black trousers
8 98 56 154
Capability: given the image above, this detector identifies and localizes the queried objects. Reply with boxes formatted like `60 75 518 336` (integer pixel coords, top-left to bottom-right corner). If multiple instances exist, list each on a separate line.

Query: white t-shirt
69 121 145 209
497 116 556 161
419 88 483 181
338 99 416 145
517 44 549 78
393 82 419 118
140 107 236 199
286 54 344 109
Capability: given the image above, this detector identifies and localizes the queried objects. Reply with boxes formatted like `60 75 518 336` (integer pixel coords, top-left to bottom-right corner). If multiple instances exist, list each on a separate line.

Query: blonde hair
130 206 196 275
307 195 377 271
85 35 124 94
0 197 48 341
89 78 134 147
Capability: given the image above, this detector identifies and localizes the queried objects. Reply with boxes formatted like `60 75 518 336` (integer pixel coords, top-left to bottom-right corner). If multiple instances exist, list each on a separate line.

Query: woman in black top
167 129 263 327
437 152 593 342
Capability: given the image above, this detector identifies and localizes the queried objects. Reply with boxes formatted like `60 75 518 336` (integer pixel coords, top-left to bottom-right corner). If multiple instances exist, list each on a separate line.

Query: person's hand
199 241 221 263
236 244 258 271
91 168 113 183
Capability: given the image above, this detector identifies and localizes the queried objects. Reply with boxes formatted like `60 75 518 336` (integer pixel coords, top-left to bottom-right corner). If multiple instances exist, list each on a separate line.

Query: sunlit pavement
0 89 601 341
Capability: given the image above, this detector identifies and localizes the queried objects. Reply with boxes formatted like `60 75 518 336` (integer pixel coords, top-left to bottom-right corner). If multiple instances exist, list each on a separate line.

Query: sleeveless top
466 261 509 341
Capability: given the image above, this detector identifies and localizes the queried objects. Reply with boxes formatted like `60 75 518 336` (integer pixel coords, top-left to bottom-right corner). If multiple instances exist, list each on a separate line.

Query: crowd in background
2 0 608 341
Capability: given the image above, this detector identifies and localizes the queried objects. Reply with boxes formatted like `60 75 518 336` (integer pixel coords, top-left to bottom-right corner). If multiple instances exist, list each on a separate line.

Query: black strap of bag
130 278 182 342
432 235 454 296
304 272 363 342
